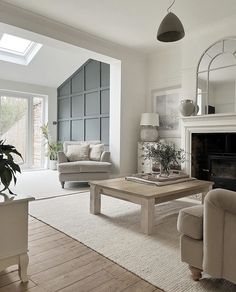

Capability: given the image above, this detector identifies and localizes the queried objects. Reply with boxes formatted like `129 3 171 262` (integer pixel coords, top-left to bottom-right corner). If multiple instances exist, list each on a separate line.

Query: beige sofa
177 188 236 284
58 141 111 188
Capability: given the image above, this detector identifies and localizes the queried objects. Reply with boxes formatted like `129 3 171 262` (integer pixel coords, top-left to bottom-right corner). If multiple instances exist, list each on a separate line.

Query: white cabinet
138 142 156 173
0 195 34 282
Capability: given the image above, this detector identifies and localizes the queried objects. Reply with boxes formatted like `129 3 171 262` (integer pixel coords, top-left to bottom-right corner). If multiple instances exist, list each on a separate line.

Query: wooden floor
0 217 162 292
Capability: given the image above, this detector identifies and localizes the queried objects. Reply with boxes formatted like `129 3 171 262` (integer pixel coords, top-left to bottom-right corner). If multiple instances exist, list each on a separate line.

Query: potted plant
41 123 61 170
144 141 185 176
0 140 22 200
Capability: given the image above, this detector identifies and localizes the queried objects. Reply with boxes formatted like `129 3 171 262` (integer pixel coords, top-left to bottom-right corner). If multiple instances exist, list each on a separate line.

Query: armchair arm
58 151 68 164
100 151 110 162
203 188 236 280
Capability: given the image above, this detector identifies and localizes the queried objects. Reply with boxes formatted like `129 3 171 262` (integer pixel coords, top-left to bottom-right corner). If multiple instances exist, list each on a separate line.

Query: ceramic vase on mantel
179 99 195 116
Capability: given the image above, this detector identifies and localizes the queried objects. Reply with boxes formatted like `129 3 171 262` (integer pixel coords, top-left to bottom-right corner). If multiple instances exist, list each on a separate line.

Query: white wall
0 79 57 140
0 2 147 175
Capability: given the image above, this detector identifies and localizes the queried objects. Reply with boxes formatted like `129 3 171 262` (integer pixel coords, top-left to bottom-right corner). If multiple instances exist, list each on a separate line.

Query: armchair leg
189 265 202 281
61 181 65 189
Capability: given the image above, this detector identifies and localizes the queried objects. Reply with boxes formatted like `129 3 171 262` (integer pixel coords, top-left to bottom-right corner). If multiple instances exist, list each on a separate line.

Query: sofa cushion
58 161 111 174
89 144 104 161
63 141 101 153
66 144 90 162
177 205 203 240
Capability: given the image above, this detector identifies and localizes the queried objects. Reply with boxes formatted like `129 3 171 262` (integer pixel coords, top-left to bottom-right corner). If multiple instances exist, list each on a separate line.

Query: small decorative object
140 113 159 142
157 0 185 42
144 141 185 177
179 99 195 116
0 140 22 201
41 123 62 170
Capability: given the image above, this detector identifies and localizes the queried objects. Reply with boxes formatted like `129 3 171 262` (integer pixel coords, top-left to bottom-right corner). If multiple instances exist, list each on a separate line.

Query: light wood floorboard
0 217 163 292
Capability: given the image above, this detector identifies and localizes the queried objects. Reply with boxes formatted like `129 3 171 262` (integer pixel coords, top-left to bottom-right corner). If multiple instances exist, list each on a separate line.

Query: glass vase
160 164 170 177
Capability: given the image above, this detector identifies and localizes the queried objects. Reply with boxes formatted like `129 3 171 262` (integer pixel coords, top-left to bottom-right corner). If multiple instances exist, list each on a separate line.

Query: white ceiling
2 0 236 51
0 23 91 88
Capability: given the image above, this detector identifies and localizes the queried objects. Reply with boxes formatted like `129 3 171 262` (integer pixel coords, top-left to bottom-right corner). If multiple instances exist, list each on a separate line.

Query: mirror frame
196 37 236 115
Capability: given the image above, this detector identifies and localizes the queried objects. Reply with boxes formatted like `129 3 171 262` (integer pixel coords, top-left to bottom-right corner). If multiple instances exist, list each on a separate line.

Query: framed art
152 86 181 138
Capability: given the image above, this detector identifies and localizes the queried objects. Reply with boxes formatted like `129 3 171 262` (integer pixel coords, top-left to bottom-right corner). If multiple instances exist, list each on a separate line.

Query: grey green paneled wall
57 59 110 147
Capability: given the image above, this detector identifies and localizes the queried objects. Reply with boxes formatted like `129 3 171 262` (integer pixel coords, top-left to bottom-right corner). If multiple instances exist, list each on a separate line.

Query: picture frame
152 86 181 138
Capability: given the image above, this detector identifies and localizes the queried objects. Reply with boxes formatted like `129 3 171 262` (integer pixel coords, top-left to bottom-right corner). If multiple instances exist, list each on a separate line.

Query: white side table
0 194 34 282
138 142 157 173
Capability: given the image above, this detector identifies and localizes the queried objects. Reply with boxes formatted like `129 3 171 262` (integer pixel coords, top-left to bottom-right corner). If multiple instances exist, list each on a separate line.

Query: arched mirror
196 38 236 115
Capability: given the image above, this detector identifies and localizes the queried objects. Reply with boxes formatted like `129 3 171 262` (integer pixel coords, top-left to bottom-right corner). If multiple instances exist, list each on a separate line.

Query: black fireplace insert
192 133 236 191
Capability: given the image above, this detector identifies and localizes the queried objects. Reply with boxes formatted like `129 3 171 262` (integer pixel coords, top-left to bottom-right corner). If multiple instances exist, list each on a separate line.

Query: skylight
0 33 42 65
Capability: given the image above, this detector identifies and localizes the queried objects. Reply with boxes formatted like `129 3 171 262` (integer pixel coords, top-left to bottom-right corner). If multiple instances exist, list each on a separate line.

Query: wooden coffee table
89 178 213 235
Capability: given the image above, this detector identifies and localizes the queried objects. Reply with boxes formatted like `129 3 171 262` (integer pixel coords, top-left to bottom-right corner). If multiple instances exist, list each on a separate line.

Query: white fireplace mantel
181 113 236 175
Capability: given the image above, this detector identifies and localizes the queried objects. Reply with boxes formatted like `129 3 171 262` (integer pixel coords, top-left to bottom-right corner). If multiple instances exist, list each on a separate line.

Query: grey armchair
177 188 236 284
58 141 111 188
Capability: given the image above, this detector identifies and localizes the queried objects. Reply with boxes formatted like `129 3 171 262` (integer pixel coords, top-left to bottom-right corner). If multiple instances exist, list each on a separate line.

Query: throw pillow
89 144 104 161
66 144 90 162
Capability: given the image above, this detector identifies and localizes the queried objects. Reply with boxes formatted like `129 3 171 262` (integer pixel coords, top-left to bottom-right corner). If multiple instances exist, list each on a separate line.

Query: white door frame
0 89 47 169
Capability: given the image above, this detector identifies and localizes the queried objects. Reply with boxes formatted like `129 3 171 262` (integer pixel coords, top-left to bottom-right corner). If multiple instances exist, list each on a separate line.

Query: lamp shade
140 113 159 126
157 12 185 42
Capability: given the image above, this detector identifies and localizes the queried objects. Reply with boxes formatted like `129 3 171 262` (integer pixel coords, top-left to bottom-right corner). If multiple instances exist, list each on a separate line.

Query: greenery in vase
144 141 185 176
0 140 22 197
41 123 62 161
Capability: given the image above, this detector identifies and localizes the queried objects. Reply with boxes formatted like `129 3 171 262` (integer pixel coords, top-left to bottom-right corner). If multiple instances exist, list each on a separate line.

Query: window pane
33 97 44 168
0 96 28 165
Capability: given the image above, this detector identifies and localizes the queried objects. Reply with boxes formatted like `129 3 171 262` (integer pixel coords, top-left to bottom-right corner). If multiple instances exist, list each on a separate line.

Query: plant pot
49 160 57 170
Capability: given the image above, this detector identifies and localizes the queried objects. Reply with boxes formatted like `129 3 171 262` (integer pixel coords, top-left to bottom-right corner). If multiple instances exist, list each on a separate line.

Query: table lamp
140 113 159 142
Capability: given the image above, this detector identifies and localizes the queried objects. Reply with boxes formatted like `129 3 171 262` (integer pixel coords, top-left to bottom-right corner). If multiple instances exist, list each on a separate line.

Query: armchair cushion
66 144 90 162
58 151 68 164
89 144 104 161
101 151 110 162
58 161 111 174
177 205 203 240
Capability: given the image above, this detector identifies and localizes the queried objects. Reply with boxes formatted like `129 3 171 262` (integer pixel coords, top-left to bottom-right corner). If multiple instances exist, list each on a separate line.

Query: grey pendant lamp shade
157 0 185 42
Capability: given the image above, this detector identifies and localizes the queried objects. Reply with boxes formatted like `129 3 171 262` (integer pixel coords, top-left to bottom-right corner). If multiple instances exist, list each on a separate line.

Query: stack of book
125 171 195 186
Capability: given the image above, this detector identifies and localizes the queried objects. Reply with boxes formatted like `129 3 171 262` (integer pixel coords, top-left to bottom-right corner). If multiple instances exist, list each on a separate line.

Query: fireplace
191 133 236 191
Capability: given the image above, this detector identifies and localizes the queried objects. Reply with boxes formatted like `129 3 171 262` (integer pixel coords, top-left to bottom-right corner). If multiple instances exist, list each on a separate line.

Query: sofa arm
101 151 110 162
203 188 236 280
58 151 68 164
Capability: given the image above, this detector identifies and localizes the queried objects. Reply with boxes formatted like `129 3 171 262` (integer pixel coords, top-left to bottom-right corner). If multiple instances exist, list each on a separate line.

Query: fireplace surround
181 113 236 190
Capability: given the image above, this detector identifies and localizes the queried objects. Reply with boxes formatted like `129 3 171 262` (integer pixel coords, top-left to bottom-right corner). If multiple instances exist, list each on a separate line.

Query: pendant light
157 0 185 42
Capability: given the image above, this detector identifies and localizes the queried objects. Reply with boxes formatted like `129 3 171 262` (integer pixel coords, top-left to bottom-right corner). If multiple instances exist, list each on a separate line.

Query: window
0 92 46 169
0 33 42 65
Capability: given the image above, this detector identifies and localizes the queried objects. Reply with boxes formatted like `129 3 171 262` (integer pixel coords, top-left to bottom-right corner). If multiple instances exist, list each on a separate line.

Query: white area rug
12 170 89 200
29 192 236 292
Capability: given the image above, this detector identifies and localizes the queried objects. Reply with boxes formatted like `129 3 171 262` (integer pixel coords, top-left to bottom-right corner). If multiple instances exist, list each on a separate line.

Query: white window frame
0 33 42 66
0 89 47 169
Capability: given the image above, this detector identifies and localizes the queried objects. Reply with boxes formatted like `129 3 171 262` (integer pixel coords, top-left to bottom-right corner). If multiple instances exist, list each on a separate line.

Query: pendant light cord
167 0 175 13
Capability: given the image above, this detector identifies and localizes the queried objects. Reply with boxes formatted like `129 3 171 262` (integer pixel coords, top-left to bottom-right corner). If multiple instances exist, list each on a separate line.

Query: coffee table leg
90 185 101 215
141 198 155 235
